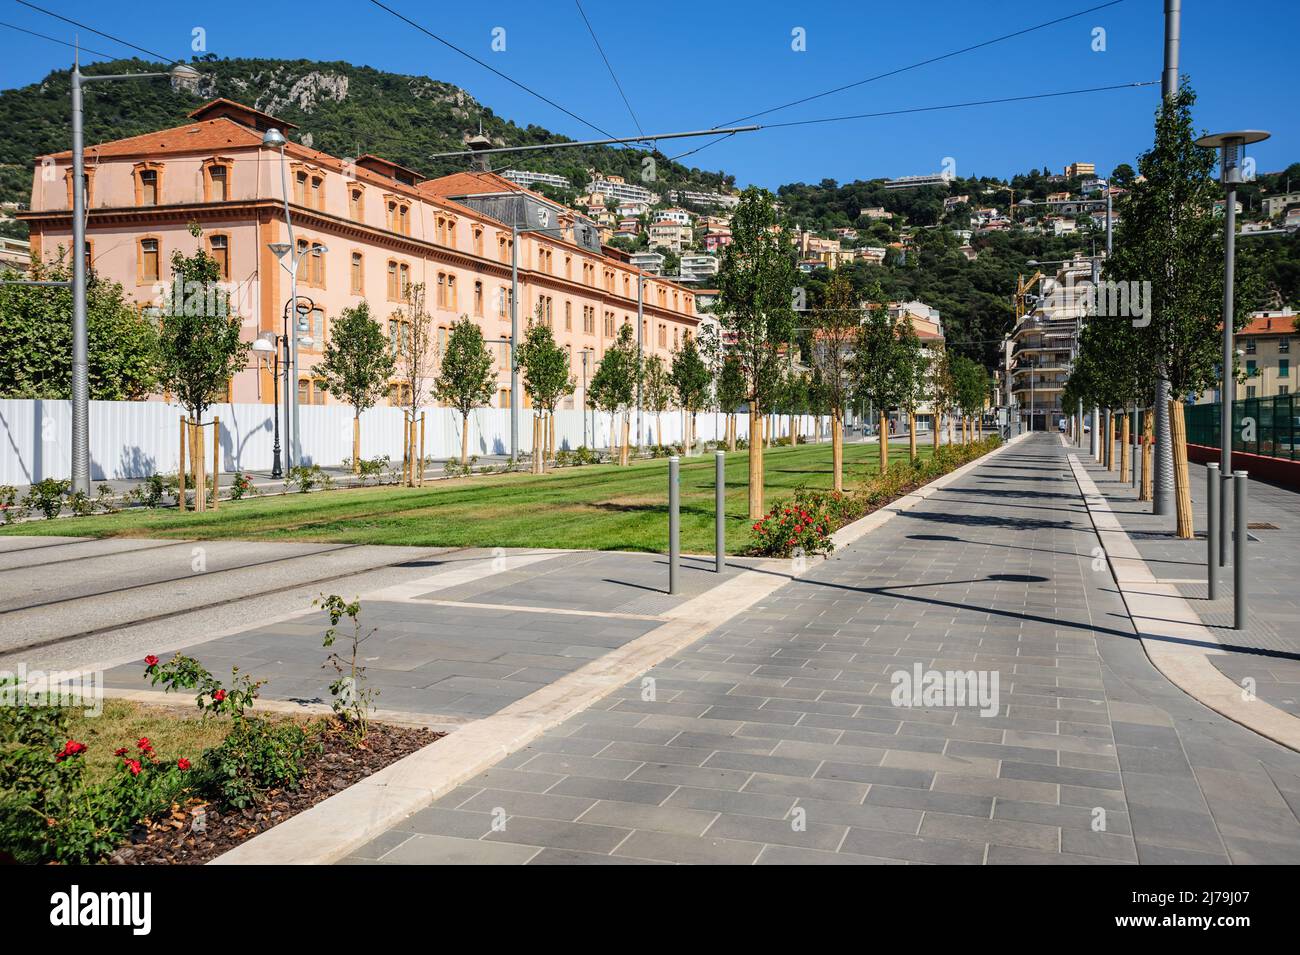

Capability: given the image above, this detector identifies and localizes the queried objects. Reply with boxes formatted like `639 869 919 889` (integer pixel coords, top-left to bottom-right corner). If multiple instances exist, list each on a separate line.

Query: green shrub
200 717 318 810
130 473 177 508
0 485 22 523
229 472 258 500
286 464 332 493
0 677 195 864
22 478 70 520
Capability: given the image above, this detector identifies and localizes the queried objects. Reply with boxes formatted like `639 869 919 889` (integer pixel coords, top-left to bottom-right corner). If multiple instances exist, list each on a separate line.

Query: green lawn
2 441 931 554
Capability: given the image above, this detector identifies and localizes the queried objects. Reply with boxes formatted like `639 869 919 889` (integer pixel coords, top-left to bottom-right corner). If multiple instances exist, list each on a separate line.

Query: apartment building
586 175 656 205
0 235 30 271
647 220 693 253
883 171 954 190
652 208 693 226
1262 192 1300 219
1064 162 1096 178
500 169 572 190
22 98 701 409
1008 258 1091 430
1195 309 1297 403
678 254 719 283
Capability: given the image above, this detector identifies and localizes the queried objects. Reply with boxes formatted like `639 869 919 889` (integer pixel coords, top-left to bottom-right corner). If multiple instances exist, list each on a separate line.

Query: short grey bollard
714 451 725 573
1220 471 1231 568
1233 470 1248 630
668 455 680 595
1206 463 1219 600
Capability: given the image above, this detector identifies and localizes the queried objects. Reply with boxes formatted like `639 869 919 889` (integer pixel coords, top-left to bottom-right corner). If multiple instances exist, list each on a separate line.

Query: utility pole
70 57 88 494
636 274 645 447
1153 0 1181 516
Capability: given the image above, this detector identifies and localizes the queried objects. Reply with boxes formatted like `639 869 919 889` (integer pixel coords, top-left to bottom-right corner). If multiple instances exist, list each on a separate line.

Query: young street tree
433 316 497 466
951 355 990 444
809 272 858 490
715 187 798 517
670 334 712 455
392 283 435 484
316 301 395 472
898 339 932 462
588 322 639 465
1107 83 1262 537
641 353 673 448
716 354 747 452
851 289 922 475
928 345 957 450
516 307 574 467
157 242 248 423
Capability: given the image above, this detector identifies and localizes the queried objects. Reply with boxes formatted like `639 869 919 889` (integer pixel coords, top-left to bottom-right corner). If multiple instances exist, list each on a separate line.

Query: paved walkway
1076 446 1300 717
347 434 1300 864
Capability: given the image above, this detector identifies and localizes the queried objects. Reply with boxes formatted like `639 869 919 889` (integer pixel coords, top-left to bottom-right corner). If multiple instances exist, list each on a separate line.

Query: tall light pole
1152 0 1181 516
66 58 201 492
1195 129 1270 559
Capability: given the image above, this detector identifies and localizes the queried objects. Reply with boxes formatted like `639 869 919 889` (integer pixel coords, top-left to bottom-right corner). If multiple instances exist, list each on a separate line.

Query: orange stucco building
21 99 703 410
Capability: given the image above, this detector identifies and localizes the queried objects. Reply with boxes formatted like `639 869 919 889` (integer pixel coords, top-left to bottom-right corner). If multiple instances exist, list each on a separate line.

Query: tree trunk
908 412 917 461
748 408 764 519
1140 409 1154 502
178 416 187 512
1107 412 1117 472
789 412 797 447
878 408 889 475
1120 412 1131 484
728 413 736 452
1170 399 1194 539
832 409 844 493
194 419 206 512
352 415 361 474
460 412 470 466
620 415 630 466
548 412 556 467
947 413 954 446
933 412 941 452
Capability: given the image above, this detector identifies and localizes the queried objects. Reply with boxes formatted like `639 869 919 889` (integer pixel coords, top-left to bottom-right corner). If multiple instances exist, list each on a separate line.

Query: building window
1280 337 1291 354
134 164 162 206
1246 360 1258 378
386 198 412 235
1246 385 1256 399
499 387 511 409
310 175 324 210
349 187 364 220
387 261 398 299
583 306 595 335
1245 339 1257 354
399 263 411 299
207 234 230 280
64 167 94 209
294 170 308 205
473 226 484 256
474 281 483 315
203 160 230 202
386 261 410 300
138 238 160 283
564 301 572 331
1280 359 1290 379
350 252 364 294
658 323 667 348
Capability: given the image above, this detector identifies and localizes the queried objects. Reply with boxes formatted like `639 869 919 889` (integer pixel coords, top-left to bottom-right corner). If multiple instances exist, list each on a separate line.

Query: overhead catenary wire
15 0 179 63
365 0 628 146
0 19 115 59
574 0 644 140
717 0 1130 126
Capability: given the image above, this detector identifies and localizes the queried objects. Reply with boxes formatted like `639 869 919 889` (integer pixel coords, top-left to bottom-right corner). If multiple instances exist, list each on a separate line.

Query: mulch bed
108 722 441 865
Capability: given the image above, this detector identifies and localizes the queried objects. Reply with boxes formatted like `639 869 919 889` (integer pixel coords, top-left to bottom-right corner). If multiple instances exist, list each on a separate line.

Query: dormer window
386 197 412 236
349 186 364 220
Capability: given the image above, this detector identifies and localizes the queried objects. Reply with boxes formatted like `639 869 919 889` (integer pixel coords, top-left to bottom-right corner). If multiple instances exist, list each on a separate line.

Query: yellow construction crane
1014 270 1045 321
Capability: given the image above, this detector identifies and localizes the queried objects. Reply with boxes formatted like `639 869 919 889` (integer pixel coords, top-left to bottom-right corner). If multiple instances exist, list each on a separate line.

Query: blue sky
2 0 1294 188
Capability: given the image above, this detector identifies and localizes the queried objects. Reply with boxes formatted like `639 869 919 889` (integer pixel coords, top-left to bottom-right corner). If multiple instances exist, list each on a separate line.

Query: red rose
177 758 192 771
794 524 803 533
212 689 227 702
55 739 87 761
137 736 152 750
114 747 128 757
124 759 143 776
144 655 159 667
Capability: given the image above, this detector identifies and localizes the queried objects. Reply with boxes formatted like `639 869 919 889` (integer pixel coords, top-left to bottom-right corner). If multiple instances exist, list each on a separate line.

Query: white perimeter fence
0 399 834 485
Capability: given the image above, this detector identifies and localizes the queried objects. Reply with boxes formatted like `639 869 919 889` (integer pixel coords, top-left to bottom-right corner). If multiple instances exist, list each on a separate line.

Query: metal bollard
1220 472 1231 567
668 456 680 595
714 451 725 573
1206 463 1219 600
1233 471 1247 630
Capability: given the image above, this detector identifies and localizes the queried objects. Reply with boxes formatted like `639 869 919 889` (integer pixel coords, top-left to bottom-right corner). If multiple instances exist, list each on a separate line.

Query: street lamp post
251 299 314 479
66 59 201 493
580 347 595 448
1194 130 1271 544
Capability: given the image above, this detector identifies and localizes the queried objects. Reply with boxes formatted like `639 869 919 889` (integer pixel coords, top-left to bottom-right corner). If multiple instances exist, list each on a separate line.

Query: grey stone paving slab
349 436 1300 864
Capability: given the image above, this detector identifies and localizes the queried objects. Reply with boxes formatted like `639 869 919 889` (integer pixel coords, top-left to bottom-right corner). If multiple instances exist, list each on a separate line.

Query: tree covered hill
0 54 734 210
